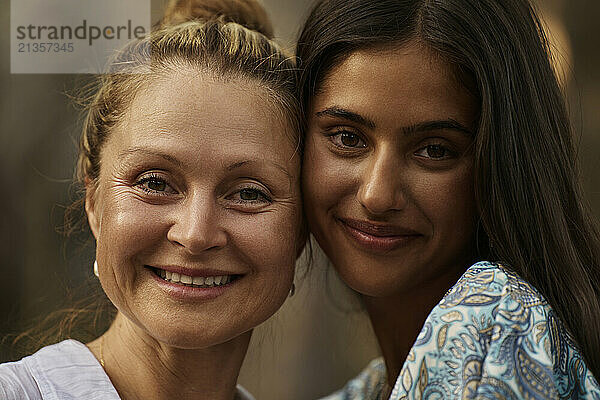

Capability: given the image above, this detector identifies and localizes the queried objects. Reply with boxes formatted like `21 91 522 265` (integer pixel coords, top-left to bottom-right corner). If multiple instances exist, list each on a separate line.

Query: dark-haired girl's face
303 42 479 299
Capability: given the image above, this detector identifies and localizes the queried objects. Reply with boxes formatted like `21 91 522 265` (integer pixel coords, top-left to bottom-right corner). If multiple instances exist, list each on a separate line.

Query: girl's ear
84 178 100 240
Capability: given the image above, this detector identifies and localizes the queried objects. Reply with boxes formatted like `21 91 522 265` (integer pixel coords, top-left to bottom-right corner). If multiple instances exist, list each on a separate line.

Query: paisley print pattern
323 262 600 400
320 358 388 400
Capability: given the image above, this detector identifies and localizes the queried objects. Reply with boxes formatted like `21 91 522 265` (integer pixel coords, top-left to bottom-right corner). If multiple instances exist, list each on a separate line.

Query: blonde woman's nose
166 194 227 254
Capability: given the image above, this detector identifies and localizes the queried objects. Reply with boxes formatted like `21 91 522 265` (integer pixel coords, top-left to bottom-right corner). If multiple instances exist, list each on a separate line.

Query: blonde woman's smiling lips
336 217 423 253
145 264 246 300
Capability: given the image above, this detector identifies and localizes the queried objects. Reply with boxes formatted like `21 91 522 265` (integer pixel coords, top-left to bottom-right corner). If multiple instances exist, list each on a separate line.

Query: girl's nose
357 150 407 215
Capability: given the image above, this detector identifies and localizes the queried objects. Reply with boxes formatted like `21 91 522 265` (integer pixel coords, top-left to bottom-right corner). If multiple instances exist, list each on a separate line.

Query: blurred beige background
0 1 598 399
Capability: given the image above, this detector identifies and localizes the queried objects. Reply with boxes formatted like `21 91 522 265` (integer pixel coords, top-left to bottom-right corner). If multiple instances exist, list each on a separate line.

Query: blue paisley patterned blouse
323 261 600 400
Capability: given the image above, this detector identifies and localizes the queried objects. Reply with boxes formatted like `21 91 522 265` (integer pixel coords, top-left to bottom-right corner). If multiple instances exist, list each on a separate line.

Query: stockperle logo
11 0 151 74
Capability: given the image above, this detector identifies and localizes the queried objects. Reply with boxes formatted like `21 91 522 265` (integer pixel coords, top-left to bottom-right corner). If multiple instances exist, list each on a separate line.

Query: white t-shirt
0 340 255 400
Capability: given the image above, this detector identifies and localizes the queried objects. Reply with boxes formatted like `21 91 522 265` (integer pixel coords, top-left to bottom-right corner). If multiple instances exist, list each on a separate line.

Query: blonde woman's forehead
100 70 300 177
127 70 293 137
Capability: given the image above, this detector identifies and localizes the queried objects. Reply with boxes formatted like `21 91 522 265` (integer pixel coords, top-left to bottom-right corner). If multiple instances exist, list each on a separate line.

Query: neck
87 312 250 400
362 263 466 388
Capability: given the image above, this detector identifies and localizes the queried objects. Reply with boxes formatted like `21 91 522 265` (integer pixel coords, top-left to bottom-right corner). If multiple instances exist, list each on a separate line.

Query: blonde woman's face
86 69 302 348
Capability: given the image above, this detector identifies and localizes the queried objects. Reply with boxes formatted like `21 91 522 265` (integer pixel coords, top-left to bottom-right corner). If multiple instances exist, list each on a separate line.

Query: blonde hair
13 0 299 356
159 0 274 38
76 0 298 190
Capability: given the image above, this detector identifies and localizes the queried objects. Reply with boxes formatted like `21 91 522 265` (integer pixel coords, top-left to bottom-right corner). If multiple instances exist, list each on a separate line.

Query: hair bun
159 0 274 38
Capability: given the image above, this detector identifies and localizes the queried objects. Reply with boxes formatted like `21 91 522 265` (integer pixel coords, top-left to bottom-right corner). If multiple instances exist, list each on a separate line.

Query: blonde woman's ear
84 178 100 240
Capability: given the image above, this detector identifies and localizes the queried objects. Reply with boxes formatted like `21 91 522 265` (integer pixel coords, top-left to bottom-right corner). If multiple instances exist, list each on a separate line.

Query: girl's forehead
323 42 456 89
313 43 478 133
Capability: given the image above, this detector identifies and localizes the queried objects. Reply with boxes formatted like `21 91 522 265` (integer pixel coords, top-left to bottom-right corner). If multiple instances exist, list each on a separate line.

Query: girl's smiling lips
336 217 423 253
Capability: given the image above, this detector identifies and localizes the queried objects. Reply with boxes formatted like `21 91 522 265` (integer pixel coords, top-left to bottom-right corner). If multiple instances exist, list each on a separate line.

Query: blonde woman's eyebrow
118 147 184 168
227 159 293 179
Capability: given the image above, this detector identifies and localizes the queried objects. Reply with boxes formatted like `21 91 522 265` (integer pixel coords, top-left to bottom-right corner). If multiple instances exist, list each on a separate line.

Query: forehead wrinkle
127 83 290 145
117 146 185 169
108 68 299 180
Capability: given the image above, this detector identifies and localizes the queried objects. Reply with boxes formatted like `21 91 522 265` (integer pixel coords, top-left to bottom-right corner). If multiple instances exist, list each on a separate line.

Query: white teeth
156 269 233 288
193 276 205 285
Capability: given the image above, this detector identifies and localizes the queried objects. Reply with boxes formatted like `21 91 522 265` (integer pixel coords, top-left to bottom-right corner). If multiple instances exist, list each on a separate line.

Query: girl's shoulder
319 358 387 400
441 261 548 310
0 339 120 400
392 261 600 399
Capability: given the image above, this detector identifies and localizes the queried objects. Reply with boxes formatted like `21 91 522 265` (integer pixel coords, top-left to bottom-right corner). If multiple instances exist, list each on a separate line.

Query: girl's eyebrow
315 106 473 137
403 120 474 137
315 106 376 129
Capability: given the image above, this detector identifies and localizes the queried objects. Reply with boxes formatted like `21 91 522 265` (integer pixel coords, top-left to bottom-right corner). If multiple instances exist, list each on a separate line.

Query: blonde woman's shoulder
0 340 120 400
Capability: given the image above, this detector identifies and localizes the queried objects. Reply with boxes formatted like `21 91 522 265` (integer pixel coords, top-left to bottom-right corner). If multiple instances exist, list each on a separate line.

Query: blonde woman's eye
136 175 176 195
329 131 367 148
229 187 272 204
146 178 166 191
240 188 259 201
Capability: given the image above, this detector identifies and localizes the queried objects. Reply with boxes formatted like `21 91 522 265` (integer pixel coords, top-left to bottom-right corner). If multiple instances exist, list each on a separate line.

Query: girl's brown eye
426 145 447 158
414 143 455 161
329 130 367 149
341 132 360 147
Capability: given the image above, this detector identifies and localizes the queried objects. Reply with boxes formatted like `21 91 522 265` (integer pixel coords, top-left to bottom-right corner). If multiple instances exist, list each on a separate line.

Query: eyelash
414 143 456 160
326 129 367 150
325 129 456 160
135 173 175 196
134 174 272 208
227 185 272 205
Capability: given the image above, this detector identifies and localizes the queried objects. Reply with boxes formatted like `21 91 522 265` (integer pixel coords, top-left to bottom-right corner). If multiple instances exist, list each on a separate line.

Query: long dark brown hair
296 0 600 378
